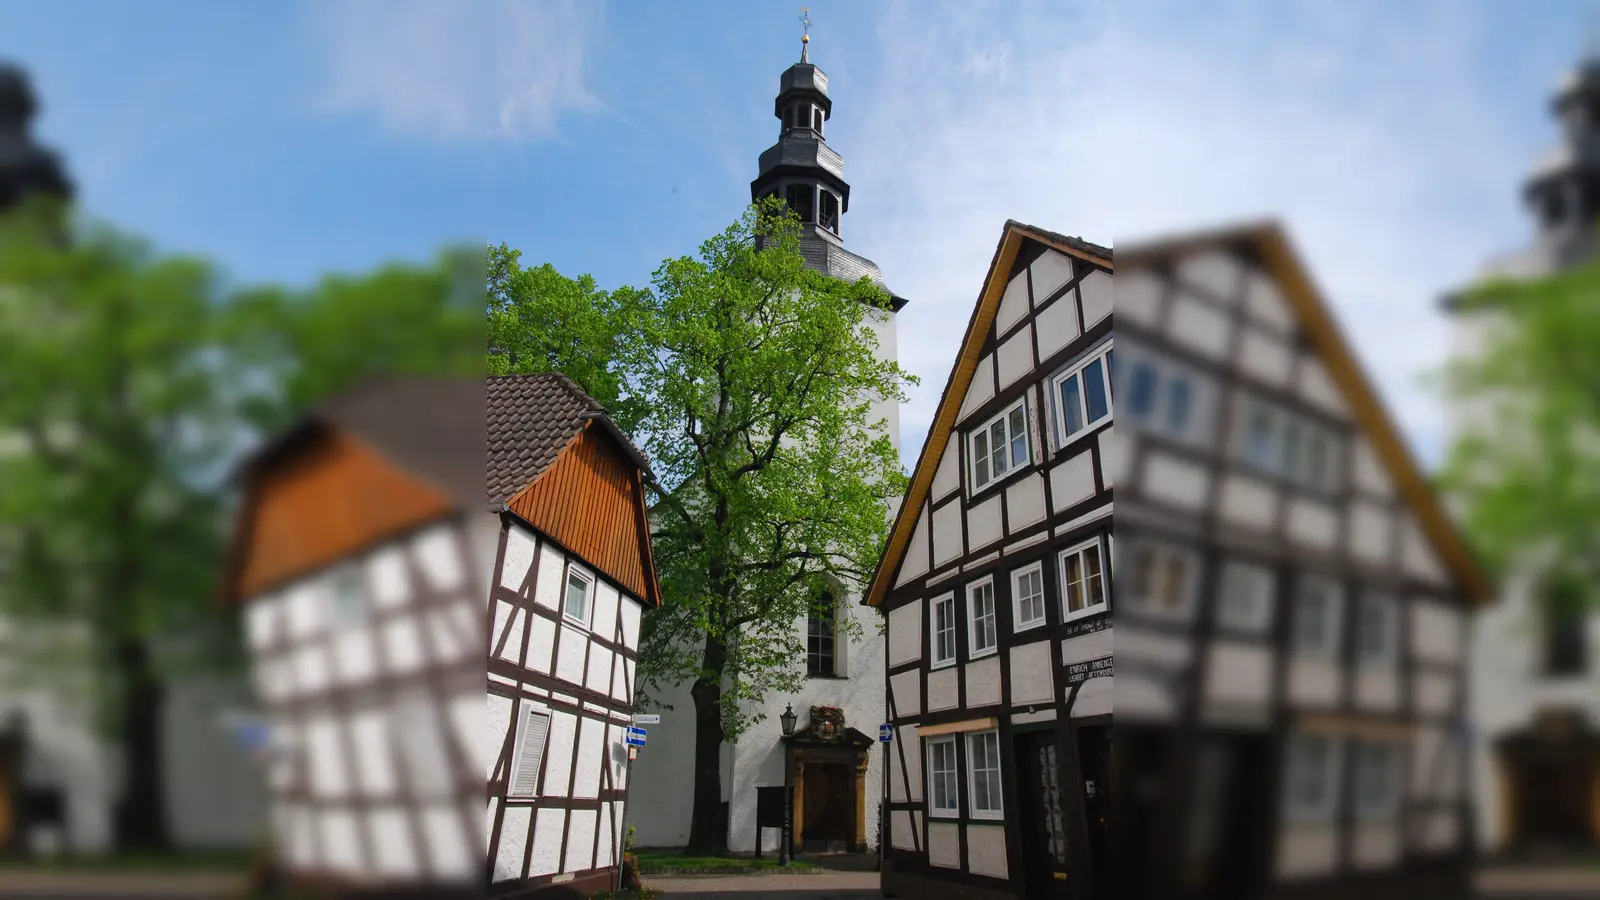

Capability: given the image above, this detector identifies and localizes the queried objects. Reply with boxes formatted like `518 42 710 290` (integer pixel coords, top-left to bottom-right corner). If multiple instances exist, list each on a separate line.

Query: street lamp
779 704 798 865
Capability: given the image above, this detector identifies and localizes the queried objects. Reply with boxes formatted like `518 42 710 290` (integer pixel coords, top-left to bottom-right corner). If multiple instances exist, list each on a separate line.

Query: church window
784 183 814 223
818 191 839 233
807 589 837 677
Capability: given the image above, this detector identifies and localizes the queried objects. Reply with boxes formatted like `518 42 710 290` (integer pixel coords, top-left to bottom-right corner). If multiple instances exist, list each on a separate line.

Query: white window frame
1058 538 1109 623
1292 575 1344 658
966 730 1004 820
967 397 1032 494
1355 591 1398 666
506 700 553 799
967 577 998 658
329 564 366 626
926 736 960 818
1011 562 1047 632
1050 339 1114 448
1119 538 1200 622
562 564 595 628
1352 741 1404 820
1232 393 1343 493
1282 733 1341 823
1118 342 1211 446
930 592 957 669
1216 560 1275 634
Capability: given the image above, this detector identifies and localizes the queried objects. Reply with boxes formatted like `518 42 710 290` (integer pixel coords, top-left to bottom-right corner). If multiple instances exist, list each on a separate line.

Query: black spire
0 62 72 212
749 30 906 309
1522 47 1600 260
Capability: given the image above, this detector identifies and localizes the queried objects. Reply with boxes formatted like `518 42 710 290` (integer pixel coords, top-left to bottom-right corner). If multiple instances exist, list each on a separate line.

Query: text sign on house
1064 655 1113 685
625 726 647 747
632 714 660 725
878 723 893 743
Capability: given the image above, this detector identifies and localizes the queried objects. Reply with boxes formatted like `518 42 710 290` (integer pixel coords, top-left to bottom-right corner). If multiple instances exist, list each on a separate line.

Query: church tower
0 62 72 211
750 22 907 311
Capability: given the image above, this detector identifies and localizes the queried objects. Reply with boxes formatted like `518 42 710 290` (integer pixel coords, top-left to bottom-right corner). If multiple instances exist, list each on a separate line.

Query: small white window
930 593 957 668
968 398 1031 492
967 730 1004 819
1352 741 1404 820
1282 733 1341 823
563 565 594 627
330 565 366 625
1216 560 1275 634
1012 563 1047 631
507 704 552 798
1292 576 1343 657
968 578 997 657
1118 342 1211 446
1355 591 1397 665
1051 340 1114 446
927 736 959 817
1122 538 1198 621
1059 539 1108 622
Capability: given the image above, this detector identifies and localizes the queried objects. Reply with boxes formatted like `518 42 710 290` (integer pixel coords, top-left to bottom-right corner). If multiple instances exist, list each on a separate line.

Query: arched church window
807 588 837 677
818 191 839 234
785 183 815 224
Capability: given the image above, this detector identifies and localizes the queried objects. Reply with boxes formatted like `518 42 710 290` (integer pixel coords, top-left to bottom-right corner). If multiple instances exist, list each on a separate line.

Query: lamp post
779 703 798 865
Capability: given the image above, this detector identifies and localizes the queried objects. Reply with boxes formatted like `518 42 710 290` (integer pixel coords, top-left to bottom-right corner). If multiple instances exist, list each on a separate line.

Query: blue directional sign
878 723 893 743
625 726 647 747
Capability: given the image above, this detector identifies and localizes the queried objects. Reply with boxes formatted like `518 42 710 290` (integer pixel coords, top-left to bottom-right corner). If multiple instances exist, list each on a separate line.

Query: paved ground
0 870 245 898
646 870 880 897
1474 865 1600 897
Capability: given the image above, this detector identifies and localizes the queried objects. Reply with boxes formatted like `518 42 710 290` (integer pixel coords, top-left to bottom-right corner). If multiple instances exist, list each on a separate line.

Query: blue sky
2 0 1586 470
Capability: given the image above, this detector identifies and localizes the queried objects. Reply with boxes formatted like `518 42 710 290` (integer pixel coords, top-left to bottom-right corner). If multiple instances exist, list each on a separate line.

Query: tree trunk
112 635 171 851
683 634 727 856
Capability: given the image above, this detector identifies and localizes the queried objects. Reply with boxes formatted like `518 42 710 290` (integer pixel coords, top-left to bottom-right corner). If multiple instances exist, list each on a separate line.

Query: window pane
1128 362 1156 419
973 431 990 486
1060 375 1084 435
1083 358 1109 422
990 421 1008 479
1085 548 1105 606
1008 407 1027 468
1166 377 1192 434
1064 552 1083 612
565 574 588 620
1306 430 1329 488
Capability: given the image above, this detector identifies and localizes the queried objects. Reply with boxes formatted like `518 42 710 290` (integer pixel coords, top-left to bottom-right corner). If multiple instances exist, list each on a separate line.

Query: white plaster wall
1243 269 1296 332
1034 292 1081 360
1166 291 1232 359
966 824 1009 878
887 600 922 667
959 354 996 422
996 325 1034 390
1141 451 1210 510
927 820 961 868
932 501 963 567
965 656 1002 707
967 495 1003 552
1048 452 1097 512
1079 270 1112 326
1177 250 1240 300
1005 472 1047 532
1008 640 1054 705
994 271 1029 335
895 506 931 587
1031 251 1074 305
1276 826 1338 879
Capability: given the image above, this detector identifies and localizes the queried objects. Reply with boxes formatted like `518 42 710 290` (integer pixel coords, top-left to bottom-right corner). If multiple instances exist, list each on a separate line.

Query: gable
224 427 455 603
865 222 1112 607
506 421 659 606
1121 222 1490 605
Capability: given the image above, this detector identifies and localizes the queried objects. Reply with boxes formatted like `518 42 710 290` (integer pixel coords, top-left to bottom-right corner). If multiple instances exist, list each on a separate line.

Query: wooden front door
1075 725 1111 898
1015 730 1070 898
801 762 852 851
1513 751 1594 849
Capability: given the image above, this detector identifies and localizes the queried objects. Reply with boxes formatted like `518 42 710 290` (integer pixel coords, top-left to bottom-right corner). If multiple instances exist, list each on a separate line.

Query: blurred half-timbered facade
1114 223 1492 900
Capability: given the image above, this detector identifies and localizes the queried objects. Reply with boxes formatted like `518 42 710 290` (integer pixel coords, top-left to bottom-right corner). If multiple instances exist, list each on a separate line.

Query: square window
564 566 594 627
1122 539 1196 621
1060 540 1108 621
1051 341 1113 446
1012 563 1047 631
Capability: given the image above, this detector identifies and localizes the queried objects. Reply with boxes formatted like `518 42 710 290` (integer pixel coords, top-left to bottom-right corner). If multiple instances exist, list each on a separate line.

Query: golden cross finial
800 7 811 62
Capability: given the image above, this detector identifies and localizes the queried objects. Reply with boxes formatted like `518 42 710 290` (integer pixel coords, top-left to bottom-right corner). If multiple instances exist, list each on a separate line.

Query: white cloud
300 0 605 143
851 0 1533 471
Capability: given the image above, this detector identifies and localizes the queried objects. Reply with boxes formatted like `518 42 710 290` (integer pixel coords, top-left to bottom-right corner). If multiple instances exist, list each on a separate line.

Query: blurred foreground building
1115 222 1491 899
868 221 1114 898
485 374 658 895
223 377 487 896
1451 47 1600 858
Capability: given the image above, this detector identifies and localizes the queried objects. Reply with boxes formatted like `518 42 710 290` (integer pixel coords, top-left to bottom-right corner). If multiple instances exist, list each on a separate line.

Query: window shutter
511 709 551 797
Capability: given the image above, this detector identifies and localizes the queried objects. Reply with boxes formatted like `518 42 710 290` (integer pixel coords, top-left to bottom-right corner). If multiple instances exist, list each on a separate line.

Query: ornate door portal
784 706 874 854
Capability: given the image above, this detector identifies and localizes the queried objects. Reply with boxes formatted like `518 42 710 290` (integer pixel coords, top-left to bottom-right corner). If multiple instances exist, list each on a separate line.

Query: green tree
492 199 914 855
1438 255 1600 609
0 197 483 851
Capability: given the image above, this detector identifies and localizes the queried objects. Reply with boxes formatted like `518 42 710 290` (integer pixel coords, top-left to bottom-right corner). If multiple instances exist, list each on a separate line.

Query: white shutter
510 708 551 797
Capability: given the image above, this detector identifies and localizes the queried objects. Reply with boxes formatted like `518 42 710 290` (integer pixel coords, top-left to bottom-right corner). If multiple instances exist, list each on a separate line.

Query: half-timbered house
867 220 1114 899
1114 222 1493 899
224 377 488 897
485 373 660 897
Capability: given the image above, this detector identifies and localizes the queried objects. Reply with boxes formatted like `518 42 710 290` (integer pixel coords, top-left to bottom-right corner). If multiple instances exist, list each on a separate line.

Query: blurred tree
491 199 913 855
1438 256 1600 609
0 195 482 852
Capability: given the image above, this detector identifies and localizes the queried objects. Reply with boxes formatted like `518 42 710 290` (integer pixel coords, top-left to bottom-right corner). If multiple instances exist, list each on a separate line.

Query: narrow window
931 594 957 667
1543 575 1589 676
1241 400 1277 469
1217 561 1275 634
1127 360 1157 419
563 566 594 627
330 565 366 625
928 737 959 816
1060 540 1108 621
507 705 552 798
1282 733 1340 823
968 730 1004 818
1355 592 1396 665
1352 741 1402 820
968 579 997 656
807 589 837 676
1012 563 1047 630
1165 376 1192 434
1292 576 1342 657
818 191 839 233
812 107 824 132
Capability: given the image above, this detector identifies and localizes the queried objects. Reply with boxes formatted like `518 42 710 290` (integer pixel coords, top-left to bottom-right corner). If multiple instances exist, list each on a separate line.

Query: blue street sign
625 726 647 747
878 723 893 743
